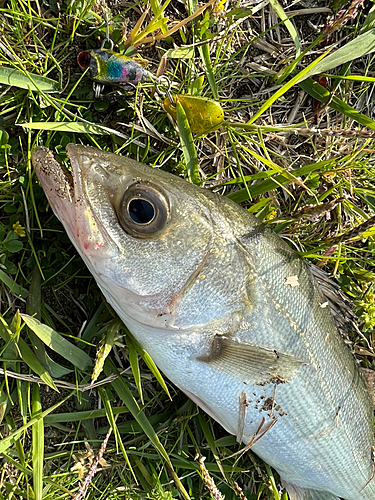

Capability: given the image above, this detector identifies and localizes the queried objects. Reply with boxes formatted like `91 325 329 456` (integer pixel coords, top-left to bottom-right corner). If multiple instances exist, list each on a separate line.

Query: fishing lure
78 19 224 134
163 94 224 134
77 49 152 87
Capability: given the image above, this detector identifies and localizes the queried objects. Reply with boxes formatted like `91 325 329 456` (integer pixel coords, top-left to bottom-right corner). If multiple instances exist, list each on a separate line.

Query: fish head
32 145 255 333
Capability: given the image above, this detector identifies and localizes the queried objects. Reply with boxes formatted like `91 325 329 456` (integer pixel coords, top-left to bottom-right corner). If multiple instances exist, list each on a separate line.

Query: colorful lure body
77 49 151 86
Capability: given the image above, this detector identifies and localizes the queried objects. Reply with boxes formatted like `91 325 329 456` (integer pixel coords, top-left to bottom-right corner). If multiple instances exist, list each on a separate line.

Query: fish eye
118 184 168 237
128 198 155 224
78 52 91 68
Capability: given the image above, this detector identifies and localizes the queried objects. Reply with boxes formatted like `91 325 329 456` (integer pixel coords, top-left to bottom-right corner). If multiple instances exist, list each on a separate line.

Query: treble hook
150 74 174 105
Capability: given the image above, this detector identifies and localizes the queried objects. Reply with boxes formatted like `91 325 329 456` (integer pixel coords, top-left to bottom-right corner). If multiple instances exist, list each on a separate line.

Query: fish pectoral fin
198 336 305 385
282 481 340 500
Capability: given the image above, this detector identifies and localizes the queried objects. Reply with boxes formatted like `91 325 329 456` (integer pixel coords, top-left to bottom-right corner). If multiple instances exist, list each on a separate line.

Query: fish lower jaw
97 273 208 331
104 292 182 331
95 276 174 330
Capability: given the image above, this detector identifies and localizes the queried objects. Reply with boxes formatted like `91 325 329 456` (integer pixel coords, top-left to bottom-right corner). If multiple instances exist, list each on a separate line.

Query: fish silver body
32 145 375 500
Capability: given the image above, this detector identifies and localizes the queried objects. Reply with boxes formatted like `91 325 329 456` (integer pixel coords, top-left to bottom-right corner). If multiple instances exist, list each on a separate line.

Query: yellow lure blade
164 94 224 134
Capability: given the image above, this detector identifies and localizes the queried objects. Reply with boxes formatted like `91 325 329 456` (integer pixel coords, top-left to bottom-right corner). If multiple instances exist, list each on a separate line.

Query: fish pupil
128 198 155 224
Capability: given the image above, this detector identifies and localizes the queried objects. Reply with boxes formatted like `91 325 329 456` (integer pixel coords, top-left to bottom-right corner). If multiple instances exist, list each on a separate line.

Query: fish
77 49 151 86
32 144 375 500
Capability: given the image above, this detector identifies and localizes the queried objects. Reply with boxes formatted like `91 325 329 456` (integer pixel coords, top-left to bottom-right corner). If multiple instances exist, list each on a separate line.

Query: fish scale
32 144 375 500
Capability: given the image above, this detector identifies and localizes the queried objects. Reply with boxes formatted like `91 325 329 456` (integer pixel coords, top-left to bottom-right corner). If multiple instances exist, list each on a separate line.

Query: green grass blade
198 41 218 100
125 335 144 404
149 0 169 34
26 266 69 378
0 391 74 454
300 28 375 82
98 387 136 480
361 3 375 33
126 331 171 399
264 464 281 500
248 49 331 124
186 0 218 99
4 416 26 468
0 269 28 298
0 315 57 392
26 265 42 321
269 0 301 56
21 314 92 370
104 360 168 459
176 101 200 185
18 121 110 135
225 159 329 204
81 303 107 342
320 74 375 82
0 67 59 92
137 349 172 400
299 78 375 129
164 46 195 59
44 406 129 424
32 384 43 500
197 413 227 479
114 412 172 435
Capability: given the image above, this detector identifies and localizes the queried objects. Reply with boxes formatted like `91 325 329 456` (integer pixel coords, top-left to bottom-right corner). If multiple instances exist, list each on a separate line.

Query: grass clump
1 0 375 499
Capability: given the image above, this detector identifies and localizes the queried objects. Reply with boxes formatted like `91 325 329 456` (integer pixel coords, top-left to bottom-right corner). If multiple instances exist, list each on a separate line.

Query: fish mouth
32 144 112 258
32 146 75 232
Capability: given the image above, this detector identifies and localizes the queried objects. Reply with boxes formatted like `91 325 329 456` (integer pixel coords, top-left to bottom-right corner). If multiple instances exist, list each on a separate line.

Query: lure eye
78 52 91 68
118 184 169 237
